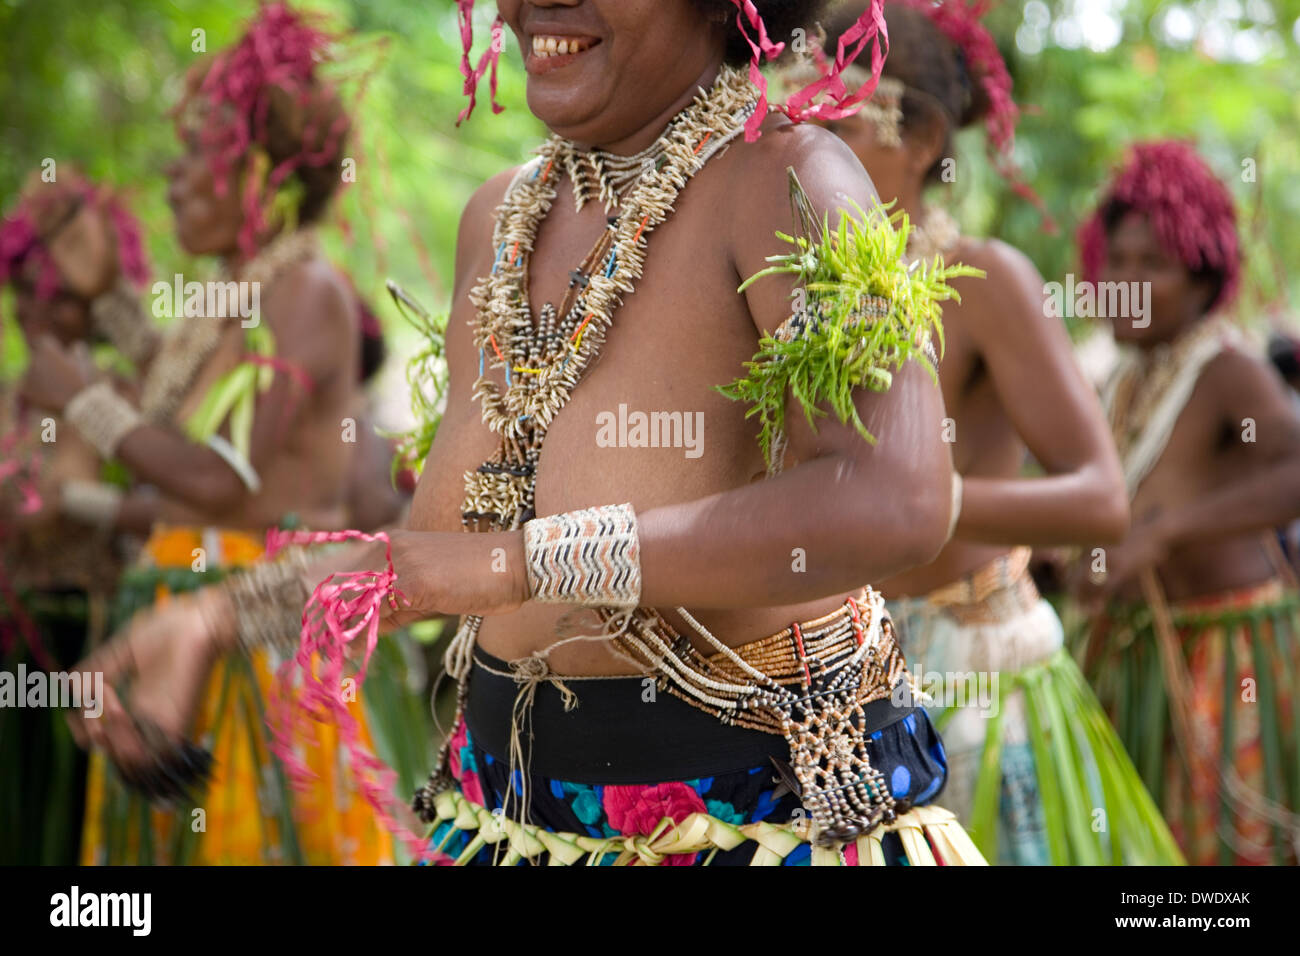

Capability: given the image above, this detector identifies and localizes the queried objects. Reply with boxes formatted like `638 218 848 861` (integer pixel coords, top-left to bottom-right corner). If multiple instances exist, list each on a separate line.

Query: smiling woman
460 0 885 145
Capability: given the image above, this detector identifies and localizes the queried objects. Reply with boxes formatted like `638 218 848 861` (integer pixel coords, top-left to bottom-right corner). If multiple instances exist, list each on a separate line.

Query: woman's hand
1068 513 1171 610
308 529 531 630
19 336 95 413
66 589 227 780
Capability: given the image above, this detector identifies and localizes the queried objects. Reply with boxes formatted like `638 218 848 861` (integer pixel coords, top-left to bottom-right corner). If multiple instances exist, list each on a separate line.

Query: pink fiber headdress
180 1 350 259
0 172 150 301
894 0 1055 230
453 0 891 144
1078 139 1241 312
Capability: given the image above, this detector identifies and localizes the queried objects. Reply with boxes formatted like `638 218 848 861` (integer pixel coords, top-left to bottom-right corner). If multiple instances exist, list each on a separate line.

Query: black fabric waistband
464 645 914 785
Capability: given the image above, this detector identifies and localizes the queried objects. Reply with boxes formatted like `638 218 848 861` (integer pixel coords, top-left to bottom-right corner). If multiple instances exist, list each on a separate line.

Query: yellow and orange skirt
81 525 396 865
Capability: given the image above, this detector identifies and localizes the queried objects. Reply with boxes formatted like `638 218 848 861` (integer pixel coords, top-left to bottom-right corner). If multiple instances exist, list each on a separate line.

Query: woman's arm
24 259 353 514
639 123 955 605
950 241 1129 546
1153 348 1300 548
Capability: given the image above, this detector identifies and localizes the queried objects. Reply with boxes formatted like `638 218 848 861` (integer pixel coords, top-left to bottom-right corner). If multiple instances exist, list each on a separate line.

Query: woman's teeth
531 35 596 58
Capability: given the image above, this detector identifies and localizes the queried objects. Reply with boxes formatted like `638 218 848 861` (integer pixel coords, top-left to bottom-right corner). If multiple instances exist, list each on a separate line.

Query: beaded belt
603 590 916 844
924 546 1039 627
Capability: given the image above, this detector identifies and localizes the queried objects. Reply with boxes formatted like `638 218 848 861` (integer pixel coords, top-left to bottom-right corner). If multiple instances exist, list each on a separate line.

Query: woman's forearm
956 464 1129 547
115 424 248 512
1160 458 1300 549
635 454 951 609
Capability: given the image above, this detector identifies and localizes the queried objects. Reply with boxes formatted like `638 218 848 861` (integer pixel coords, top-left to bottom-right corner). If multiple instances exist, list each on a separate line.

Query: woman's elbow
888 478 952 570
1055 459 1129 545
1095 487 1130 544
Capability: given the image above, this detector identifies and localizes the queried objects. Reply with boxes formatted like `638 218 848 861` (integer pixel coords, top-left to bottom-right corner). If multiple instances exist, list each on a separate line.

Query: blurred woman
789 1 1184 865
1075 142 1300 865
19 3 400 865
0 169 155 864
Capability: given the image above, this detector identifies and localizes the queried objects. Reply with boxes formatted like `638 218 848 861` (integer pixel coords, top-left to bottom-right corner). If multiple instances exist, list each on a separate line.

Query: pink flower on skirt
602 782 707 866
446 720 487 809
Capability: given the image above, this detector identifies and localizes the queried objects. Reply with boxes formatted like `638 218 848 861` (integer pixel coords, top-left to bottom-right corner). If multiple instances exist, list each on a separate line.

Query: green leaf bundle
183 323 276 461
718 167 983 470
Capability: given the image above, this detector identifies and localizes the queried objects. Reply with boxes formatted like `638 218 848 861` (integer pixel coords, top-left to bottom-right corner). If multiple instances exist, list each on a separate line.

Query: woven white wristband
64 381 142 460
59 479 124 530
523 502 642 608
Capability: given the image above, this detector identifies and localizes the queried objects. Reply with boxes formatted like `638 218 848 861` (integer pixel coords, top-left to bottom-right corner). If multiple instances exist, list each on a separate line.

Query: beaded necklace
459 65 757 535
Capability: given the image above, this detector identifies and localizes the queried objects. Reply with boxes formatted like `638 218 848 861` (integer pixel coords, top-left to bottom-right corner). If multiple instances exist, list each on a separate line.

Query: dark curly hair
692 0 832 65
826 4 989 185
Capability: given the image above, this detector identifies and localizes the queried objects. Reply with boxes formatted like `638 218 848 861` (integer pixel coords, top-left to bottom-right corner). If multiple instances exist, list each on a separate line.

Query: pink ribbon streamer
729 0 787 142
455 0 505 125
727 0 890 142
263 527 445 862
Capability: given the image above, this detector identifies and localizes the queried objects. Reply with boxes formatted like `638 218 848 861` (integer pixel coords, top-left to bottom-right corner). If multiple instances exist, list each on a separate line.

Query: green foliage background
1 0 1298 386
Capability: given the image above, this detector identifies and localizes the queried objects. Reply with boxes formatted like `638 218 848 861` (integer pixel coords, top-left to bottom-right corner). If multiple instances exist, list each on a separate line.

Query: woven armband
91 279 155 365
224 548 311 658
524 503 642 608
64 381 143 459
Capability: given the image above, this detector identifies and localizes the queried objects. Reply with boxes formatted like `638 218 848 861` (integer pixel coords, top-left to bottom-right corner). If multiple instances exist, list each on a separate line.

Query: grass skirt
890 556 1183 865
1077 580 1300 865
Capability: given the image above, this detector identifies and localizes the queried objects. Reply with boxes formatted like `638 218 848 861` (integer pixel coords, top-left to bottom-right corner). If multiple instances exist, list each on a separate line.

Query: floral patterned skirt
420 646 967 866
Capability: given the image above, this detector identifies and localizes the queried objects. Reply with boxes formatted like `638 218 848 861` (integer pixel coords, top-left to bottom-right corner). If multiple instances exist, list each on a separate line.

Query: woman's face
164 124 244 258
1102 211 1213 345
496 0 726 147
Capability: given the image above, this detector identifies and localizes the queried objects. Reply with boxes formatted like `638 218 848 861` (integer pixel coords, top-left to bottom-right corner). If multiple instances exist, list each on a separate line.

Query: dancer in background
0 170 154 864
1074 140 1300 865
791 1 1183 865
20 3 400 865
